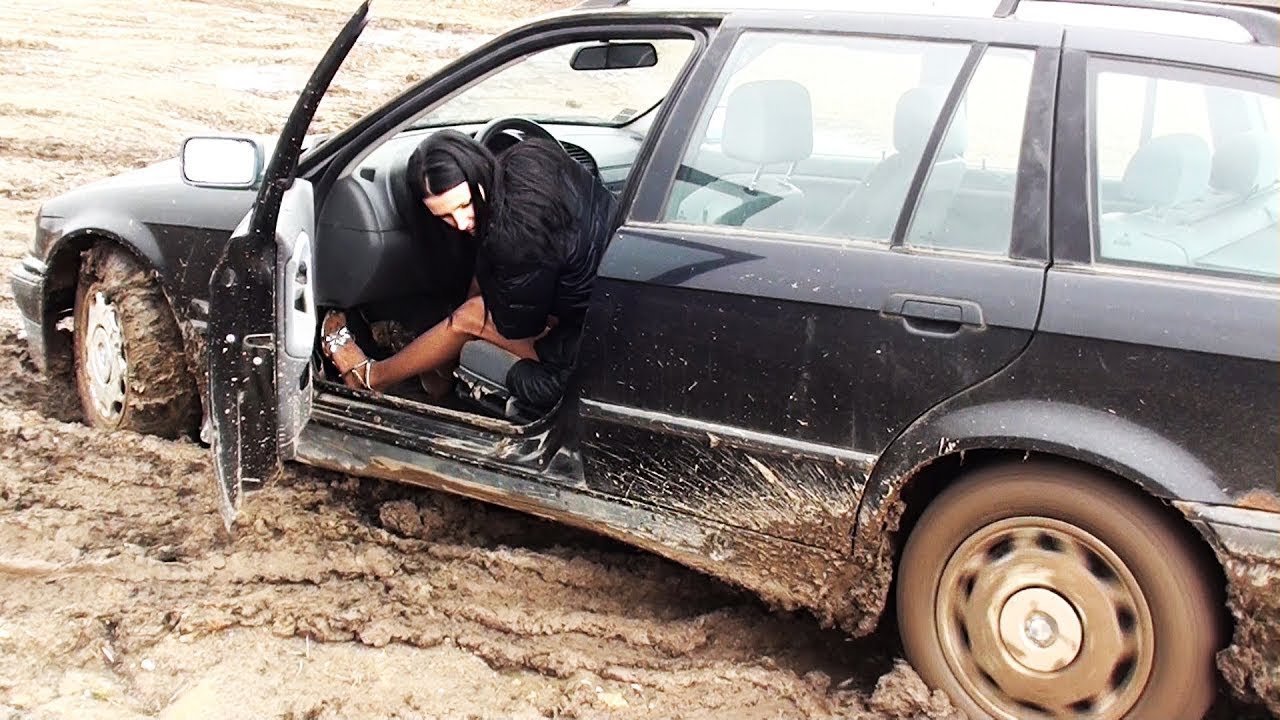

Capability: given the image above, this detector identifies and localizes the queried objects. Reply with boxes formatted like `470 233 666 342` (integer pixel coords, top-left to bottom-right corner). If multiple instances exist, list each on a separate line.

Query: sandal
321 310 376 391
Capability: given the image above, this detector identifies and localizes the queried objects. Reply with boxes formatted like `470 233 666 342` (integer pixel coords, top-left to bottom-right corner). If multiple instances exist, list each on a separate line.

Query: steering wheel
475 116 559 154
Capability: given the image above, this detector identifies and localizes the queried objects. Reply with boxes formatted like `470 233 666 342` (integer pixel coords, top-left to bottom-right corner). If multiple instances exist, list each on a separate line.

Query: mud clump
867 661 965 720
1217 554 1280 717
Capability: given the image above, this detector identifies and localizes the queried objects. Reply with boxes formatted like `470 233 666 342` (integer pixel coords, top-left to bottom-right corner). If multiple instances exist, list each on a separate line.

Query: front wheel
73 246 199 438
897 461 1222 720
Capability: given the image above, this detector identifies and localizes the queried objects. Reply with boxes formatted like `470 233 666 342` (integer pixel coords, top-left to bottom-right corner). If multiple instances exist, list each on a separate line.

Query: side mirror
180 136 264 189
570 42 659 71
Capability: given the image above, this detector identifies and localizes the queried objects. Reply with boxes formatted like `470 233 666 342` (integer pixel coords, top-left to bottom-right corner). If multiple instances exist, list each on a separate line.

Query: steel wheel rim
935 516 1155 719
85 290 127 422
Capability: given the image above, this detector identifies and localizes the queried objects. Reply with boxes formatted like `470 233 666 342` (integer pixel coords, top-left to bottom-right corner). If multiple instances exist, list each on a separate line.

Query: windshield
415 38 694 128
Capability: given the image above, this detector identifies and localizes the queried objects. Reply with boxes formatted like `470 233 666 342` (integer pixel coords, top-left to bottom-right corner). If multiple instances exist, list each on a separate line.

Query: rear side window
1091 60 1279 280
661 32 970 240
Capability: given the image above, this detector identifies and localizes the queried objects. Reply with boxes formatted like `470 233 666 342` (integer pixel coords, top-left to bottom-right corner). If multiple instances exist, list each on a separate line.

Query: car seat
674 79 814 232
1097 133 1212 266
820 85 968 241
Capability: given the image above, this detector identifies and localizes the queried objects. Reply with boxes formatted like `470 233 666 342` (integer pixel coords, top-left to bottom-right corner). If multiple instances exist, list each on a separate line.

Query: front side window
662 32 971 240
1091 60 1279 280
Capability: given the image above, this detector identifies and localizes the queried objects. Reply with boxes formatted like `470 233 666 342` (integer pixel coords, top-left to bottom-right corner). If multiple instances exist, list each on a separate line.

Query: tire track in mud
0 326 967 719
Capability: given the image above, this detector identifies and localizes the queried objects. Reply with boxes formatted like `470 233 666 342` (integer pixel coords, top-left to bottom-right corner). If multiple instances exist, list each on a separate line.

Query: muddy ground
0 1 1270 719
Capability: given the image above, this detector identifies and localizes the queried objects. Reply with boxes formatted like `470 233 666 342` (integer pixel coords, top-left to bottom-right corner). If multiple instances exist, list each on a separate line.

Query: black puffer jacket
475 139 617 410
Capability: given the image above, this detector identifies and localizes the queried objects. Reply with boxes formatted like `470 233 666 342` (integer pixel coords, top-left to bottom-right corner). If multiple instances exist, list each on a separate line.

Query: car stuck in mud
11 0 1280 717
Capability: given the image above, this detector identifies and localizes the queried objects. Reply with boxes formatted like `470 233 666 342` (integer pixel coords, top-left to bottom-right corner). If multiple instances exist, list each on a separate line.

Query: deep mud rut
0 2 1272 719
0 1 963 718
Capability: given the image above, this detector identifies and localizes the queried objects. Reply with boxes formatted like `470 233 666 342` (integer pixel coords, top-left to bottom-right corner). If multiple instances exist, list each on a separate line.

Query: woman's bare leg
362 296 538 392
322 297 540 393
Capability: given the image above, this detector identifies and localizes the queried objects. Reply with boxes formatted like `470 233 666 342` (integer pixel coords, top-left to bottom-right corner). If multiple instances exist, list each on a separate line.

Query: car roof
575 0 1280 46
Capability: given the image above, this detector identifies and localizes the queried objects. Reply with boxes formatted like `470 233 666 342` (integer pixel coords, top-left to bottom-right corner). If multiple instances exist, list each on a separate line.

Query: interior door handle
883 293 984 336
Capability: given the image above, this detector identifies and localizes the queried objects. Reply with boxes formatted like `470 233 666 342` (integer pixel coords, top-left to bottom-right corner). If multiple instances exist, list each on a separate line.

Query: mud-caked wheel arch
72 245 200 438
896 461 1224 720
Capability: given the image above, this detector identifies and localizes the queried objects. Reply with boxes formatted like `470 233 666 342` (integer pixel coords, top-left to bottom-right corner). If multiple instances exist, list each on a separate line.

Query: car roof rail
994 0 1279 45
575 0 630 8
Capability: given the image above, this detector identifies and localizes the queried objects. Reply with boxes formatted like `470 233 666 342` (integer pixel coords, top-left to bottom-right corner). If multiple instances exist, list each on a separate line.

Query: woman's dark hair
485 139 580 268
406 129 496 230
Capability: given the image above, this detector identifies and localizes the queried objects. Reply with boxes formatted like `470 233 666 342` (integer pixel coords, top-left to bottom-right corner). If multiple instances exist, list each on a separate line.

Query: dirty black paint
581 415 871 551
207 232 279 526
577 226 1043 453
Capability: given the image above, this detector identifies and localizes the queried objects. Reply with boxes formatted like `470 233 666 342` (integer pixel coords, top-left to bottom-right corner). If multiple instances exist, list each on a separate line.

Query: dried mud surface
0 1 1272 719
0 1 949 718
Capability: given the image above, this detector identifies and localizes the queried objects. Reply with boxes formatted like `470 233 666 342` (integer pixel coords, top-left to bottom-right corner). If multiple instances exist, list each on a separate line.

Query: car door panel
579 226 1044 447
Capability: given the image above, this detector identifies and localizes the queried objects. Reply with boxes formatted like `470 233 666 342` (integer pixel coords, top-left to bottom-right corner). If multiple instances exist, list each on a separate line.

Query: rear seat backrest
821 85 966 240
1210 131 1278 197
1119 133 1212 209
1098 133 1212 266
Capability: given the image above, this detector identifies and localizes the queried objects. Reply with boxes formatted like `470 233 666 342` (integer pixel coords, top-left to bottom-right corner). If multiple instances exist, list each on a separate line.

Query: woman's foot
321 311 375 391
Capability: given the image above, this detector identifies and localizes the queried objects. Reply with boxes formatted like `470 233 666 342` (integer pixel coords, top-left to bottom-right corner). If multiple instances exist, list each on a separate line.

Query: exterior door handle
883 293 984 337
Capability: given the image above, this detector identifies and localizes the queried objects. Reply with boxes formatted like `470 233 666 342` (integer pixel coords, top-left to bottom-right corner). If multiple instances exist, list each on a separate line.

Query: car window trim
1064 25 1280 78
722 9 1064 47
1009 45 1061 262
625 219 1051 271
1052 48 1093 265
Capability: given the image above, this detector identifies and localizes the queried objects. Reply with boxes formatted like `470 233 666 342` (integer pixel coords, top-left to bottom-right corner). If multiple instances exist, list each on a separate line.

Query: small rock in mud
867 661 964 720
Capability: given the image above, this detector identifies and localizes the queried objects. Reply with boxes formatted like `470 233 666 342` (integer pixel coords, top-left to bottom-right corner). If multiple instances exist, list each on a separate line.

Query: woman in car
320 129 617 411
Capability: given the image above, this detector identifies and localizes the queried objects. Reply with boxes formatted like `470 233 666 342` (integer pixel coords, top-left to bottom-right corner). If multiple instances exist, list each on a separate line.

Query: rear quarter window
1089 59 1280 282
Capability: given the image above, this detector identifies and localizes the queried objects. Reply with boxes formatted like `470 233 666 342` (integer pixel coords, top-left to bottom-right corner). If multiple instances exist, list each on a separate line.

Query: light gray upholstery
676 79 814 231
1210 131 1278 196
722 79 814 165
1120 133 1211 208
459 340 520 387
823 85 968 241
1100 134 1212 266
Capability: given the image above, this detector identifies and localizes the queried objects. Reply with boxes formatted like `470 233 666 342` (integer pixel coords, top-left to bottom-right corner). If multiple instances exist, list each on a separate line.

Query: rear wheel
897 461 1222 720
73 246 199 438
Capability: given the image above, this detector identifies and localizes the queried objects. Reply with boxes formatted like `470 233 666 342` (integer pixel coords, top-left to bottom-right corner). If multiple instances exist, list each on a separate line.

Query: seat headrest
722 79 813 166
1122 133 1211 207
895 86 967 159
1211 131 1279 196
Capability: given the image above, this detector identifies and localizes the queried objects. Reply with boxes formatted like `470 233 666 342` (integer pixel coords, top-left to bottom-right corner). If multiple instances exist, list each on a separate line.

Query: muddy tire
897 461 1221 720
73 247 199 438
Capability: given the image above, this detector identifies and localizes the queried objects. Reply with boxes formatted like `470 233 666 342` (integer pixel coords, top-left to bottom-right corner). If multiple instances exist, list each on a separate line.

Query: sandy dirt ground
0 2 1270 719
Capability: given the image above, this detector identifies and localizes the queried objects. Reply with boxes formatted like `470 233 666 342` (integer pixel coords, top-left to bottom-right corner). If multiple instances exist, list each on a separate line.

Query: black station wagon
12 0 1280 717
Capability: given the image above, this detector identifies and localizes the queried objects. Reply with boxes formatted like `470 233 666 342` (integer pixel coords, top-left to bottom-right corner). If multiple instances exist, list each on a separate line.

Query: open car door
207 2 370 528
